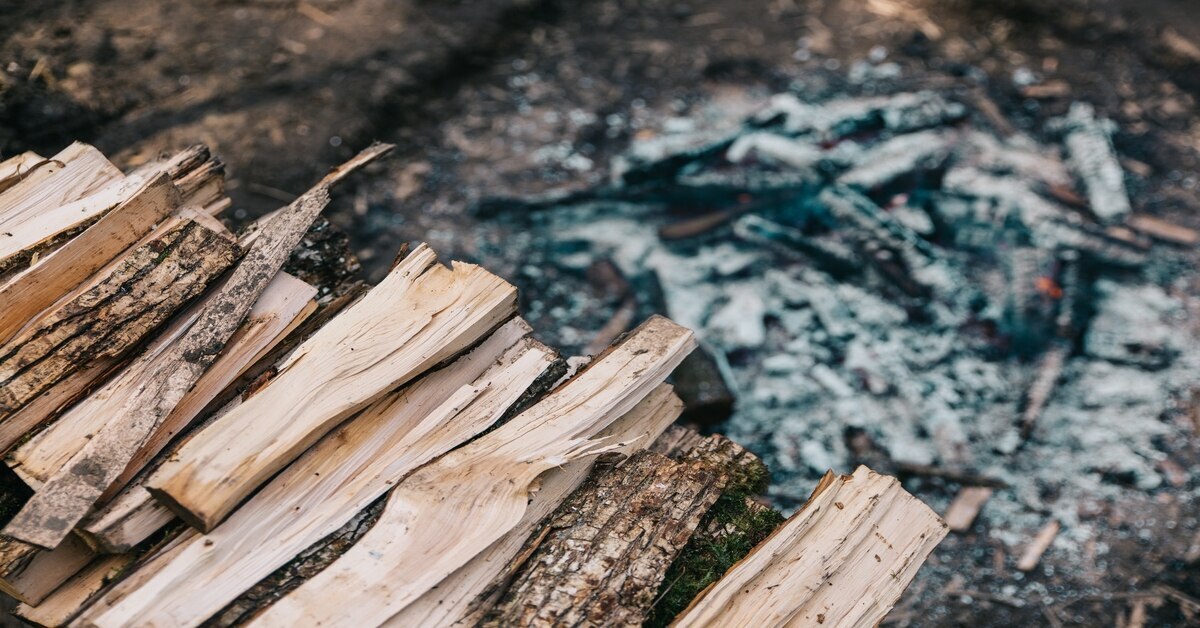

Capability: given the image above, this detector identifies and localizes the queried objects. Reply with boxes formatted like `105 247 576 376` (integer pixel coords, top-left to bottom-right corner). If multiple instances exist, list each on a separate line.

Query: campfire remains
0 141 946 626
474 87 1200 622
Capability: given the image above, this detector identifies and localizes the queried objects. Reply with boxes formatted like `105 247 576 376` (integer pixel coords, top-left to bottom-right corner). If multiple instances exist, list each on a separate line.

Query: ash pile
476 87 1200 615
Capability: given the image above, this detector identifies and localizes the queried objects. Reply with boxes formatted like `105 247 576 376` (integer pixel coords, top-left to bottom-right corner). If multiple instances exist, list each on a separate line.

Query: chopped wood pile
0 142 947 627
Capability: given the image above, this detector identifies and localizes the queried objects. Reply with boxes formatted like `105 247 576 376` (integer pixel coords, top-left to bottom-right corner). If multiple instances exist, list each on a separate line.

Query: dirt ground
3 0 1200 625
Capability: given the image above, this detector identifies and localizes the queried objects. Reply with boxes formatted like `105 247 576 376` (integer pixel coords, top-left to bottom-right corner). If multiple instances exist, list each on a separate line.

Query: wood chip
944 486 993 532
1016 520 1060 572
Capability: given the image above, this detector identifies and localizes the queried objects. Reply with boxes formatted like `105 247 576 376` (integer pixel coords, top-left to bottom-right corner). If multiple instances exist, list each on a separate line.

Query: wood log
8 272 316 495
0 174 180 347
0 532 92 605
0 361 120 455
245 316 695 627
382 384 684 628
672 466 947 627
80 283 365 554
147 242 518 532
2 146 392 549
0 152 47 195
14 553 133 627
482 448 726 627
0 143 125 275
75 318 555 628
0 218 239 419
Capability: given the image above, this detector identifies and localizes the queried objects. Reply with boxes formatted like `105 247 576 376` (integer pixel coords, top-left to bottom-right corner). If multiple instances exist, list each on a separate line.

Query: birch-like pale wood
0 360 119 455
379 384 682 627
0 152 47 194
8 272 317 494
0 219 239 420
2 145 392 548
0 532 93 605
76 318 554 628
0 174 180 346
147 243 518 532
14 553 133 627
248 316 695 627
672 465 948 628
0 143 124 274
943 486 993 532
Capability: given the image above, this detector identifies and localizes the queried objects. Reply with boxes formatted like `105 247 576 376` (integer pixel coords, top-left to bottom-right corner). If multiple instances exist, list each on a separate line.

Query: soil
3 0 1200 625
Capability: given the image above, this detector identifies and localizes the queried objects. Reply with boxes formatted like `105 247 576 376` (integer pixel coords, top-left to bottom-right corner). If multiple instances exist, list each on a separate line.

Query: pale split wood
0 532 93 606
385 383 683 627
944 486 994 532
7 272 317 495
247 316 695 627
75 318 553 628
15 553 133 627
0 152 48 194
147 243 518 532
3 145 392 549
0 360 119 455
0 219 239 420
0 143 124 273
672 465 948 628
0 174 181 353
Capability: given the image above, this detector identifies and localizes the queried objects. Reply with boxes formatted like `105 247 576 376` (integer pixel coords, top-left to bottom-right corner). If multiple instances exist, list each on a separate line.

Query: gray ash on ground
475 81 1200 625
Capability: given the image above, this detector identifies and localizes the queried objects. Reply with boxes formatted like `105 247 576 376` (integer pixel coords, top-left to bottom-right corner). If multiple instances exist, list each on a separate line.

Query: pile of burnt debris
475 87 1200 619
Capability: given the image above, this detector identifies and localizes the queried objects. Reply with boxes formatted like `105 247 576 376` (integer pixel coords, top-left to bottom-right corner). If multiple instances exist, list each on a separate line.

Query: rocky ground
3 0 1200 625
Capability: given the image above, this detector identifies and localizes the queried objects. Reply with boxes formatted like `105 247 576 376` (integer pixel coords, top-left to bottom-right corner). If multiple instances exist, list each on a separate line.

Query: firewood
0 218 239 420
1 145 392 549
244 316 695 627
147 242 517 532
0 174 180 347
0 143 125 276
384 384 684 628
0 532 93 605
0 152 47 194
80 285 363 554
7 272 317 495
0 361 120 455
14 553 133 627
482 448 727 627
75 318 557 627
672 466 947 627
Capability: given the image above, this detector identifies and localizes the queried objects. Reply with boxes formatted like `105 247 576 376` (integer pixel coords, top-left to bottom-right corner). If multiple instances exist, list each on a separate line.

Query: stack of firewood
0 141 946 627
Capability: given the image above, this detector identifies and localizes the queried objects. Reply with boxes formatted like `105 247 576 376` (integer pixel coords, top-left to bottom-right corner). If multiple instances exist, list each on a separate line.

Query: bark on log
482 449 727 627
244 317 695 627
0 218 238 418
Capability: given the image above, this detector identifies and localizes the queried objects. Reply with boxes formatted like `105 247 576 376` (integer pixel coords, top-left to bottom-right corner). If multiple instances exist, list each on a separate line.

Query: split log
14 553 133 627
383 384 684 628
7 272 317 495
0 143 125 275
75 318 556 628
672 466 947 627
482 448 727 627
0 174 180 347
245 316 695 627
0 361 120 455
147 242 517 532
0 533 93 605
0 218 239 419
0 152 47 195
80 284 364 554
2 145 392 549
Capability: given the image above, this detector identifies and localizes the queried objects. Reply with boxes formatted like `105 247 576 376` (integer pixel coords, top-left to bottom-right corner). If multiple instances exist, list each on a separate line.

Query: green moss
644 458 784 627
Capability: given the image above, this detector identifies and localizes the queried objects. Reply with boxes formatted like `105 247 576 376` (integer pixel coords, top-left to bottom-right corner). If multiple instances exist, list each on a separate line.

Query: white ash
478 86 1198 599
